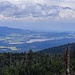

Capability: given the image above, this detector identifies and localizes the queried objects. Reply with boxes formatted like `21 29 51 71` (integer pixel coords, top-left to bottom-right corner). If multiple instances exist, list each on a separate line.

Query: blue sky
0 0 75 32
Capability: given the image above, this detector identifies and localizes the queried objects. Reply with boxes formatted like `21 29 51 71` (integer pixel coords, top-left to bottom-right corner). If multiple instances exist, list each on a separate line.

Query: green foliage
0 50 75 75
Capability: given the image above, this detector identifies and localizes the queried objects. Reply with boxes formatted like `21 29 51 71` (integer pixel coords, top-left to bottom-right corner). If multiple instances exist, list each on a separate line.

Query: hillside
0 26 34 36
39 43 75 54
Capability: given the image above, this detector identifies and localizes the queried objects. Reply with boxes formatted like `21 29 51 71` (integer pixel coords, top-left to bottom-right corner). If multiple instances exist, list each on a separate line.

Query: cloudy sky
0 0 75 32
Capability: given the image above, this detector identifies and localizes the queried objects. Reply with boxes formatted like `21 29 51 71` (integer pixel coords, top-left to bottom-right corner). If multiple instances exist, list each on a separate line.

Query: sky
0 0 75 32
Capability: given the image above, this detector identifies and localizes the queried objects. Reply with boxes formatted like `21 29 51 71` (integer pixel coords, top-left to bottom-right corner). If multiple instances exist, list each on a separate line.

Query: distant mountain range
0 26 35 36
0 26 75 53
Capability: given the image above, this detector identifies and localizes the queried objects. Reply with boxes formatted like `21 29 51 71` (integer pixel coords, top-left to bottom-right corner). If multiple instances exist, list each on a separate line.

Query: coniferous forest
0 49 75 75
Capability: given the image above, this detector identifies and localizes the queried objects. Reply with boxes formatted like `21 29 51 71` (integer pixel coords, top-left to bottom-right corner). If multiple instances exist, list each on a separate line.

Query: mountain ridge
39 43 75 54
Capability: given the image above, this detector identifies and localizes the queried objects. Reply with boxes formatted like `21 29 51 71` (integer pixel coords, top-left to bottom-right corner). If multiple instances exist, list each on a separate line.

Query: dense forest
0 49 75 75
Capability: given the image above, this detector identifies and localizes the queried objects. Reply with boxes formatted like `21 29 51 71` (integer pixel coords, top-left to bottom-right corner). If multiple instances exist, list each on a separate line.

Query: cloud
59 8 75 19
0 0 75 21
0 1 18 16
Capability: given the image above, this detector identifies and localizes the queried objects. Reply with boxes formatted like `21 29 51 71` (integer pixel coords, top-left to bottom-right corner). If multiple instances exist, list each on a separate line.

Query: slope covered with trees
39 43 75 54
0 49 75 75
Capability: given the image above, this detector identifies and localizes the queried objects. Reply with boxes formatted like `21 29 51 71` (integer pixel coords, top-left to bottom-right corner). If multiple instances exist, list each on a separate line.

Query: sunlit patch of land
0 46 17 50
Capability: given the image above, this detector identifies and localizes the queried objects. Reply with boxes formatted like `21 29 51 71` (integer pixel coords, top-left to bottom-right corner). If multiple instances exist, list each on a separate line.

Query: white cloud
59 8 75 19
0 0 75 21
26 39 50 43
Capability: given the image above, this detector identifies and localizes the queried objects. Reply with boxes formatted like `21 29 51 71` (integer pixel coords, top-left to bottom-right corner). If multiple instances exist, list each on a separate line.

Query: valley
0 26 75 52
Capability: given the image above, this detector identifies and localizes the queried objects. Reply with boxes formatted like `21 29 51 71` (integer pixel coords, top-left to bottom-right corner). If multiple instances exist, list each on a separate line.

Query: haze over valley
0 26 75 52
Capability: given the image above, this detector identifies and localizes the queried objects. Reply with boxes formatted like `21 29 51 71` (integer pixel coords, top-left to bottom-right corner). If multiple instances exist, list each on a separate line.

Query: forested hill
39 43 75 54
